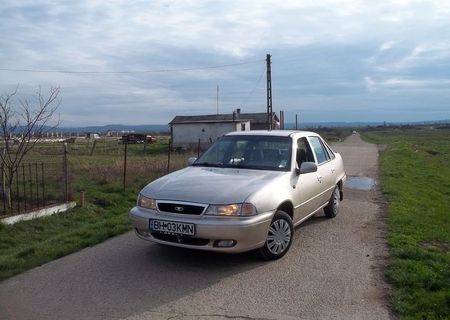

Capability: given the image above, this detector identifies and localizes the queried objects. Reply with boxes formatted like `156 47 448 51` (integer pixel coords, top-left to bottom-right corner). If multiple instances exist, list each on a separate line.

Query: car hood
141 166 284 204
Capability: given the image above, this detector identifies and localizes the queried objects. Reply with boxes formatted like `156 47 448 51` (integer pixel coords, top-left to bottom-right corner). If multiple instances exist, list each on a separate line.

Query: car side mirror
187 157 197 166
296 162 318 175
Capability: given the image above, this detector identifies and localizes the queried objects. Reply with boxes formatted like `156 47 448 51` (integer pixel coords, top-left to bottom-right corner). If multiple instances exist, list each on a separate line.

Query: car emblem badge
174 206 184 212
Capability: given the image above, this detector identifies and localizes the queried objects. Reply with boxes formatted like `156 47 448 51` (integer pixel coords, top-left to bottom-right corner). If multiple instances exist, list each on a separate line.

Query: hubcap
333 188 340 211
266 219 291 255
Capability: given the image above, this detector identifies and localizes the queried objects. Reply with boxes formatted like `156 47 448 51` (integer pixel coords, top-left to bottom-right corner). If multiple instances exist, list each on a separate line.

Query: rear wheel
258 211 293 260
324 185 341 218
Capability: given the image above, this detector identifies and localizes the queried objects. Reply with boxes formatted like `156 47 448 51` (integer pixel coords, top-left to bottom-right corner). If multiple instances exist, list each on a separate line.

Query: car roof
225 130 318 138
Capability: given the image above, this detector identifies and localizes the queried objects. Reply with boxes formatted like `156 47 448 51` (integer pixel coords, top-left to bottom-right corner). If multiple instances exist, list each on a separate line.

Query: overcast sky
1 0 449 126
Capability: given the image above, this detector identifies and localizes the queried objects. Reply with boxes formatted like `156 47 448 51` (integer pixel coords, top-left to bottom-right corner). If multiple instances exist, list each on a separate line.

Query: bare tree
0 86 61 211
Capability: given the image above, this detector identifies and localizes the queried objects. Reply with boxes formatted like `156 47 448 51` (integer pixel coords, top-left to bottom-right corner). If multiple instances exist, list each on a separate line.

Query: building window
241 123 246 131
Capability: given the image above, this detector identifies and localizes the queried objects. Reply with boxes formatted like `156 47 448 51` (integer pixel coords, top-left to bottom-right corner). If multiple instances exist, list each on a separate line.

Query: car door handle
331 167 335 173
317 176 322 183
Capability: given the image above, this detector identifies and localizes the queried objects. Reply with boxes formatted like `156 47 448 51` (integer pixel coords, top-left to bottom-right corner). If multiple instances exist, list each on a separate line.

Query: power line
239 67 265 108
0 60 263 74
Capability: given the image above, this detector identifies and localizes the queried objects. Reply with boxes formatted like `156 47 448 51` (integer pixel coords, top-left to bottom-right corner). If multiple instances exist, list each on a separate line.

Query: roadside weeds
362 128 450 319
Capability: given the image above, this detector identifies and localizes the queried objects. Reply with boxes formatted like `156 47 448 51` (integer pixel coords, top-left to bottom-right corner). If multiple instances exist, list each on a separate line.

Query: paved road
0 134 392 320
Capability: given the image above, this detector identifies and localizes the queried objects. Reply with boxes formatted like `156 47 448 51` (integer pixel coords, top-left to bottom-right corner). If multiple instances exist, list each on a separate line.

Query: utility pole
266 54 272 130
279 110 284 129
295 114 298 130
216 85 219 114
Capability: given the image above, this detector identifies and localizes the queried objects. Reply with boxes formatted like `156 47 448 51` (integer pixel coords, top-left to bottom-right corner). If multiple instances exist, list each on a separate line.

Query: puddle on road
345 176 376 190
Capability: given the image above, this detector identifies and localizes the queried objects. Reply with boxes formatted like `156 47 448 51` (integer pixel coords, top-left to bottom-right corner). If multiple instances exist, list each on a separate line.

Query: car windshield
193 135 292 171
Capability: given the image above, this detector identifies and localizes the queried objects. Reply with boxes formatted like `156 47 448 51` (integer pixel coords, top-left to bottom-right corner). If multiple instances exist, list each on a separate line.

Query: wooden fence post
167 139 171 174
63 142 69 202
123 142 128 191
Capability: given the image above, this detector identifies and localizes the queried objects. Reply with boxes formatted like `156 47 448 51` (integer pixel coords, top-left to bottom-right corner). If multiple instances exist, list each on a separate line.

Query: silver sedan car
129 130 346 260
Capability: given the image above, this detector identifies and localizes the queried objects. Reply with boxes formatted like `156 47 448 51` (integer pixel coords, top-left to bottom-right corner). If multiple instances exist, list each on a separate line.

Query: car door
291 137 324 223
308 136 335 206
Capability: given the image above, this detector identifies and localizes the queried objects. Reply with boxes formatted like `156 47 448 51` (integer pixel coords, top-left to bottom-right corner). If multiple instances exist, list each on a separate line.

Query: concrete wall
171 121 250 149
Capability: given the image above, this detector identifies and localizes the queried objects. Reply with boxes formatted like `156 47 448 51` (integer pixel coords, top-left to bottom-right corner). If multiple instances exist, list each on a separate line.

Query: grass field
0 138 190 280
363 127 450 320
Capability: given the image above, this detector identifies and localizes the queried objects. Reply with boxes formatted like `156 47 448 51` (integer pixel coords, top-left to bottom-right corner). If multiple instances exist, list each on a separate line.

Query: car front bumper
129 206 274 253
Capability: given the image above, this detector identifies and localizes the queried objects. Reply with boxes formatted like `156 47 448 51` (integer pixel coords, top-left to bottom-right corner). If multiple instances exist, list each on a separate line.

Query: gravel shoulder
0 134 392 320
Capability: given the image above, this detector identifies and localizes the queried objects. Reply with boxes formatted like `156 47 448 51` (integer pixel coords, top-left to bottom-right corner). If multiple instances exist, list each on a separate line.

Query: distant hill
47 119 450 134
284 119 450 129
58 124 170 134
284 121 379 129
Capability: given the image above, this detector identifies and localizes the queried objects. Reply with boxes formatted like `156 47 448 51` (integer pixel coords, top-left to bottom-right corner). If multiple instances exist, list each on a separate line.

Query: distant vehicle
129 130 346 260
86 133 100 140
352 130 357 134
120 134 156 144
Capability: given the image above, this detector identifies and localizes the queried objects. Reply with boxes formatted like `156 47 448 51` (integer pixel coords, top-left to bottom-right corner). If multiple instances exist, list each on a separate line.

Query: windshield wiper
223 162 254 169
192 162 224 167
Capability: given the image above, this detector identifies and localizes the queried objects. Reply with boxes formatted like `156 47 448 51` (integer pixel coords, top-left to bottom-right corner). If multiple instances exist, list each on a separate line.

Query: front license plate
149 219 196 236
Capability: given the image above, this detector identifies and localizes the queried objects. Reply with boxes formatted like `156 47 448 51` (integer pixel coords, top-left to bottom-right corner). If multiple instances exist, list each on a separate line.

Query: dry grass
71 153 189 188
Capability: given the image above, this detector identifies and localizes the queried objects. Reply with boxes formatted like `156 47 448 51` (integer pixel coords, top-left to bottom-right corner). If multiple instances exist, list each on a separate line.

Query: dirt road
0 134 392 320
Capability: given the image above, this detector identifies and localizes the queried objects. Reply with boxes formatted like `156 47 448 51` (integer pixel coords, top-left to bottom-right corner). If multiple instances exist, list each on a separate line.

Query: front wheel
324 185 341 218
258 211 293 260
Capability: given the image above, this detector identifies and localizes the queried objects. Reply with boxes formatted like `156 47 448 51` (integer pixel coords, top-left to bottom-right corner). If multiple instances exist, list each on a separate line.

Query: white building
168 110 279 149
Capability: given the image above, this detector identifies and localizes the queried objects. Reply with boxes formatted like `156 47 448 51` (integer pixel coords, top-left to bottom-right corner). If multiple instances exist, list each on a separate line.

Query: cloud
375 42 450 72
379 41 397 52
364 77 376 91
1 0 450 124
364 76 450 91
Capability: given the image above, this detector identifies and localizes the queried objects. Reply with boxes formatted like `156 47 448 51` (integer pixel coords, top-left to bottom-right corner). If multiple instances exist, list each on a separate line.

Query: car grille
157 202 205 215
151 233 210 246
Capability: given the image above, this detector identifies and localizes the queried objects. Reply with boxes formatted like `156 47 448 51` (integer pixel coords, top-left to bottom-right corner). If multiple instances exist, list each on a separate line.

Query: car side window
309 136 330 164
323 141 335 160
296 138 314 167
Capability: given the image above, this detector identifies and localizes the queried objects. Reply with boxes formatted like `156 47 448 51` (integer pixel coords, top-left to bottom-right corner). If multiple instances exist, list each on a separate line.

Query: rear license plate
149 219 196 236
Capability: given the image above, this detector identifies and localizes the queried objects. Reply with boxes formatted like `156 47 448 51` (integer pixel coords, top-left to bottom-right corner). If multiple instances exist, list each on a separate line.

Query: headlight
205 203 257 216
137 194 157 210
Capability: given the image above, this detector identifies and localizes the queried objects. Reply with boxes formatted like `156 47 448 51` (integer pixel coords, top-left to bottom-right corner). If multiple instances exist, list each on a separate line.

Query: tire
258 211 294 260
324 185 341 218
